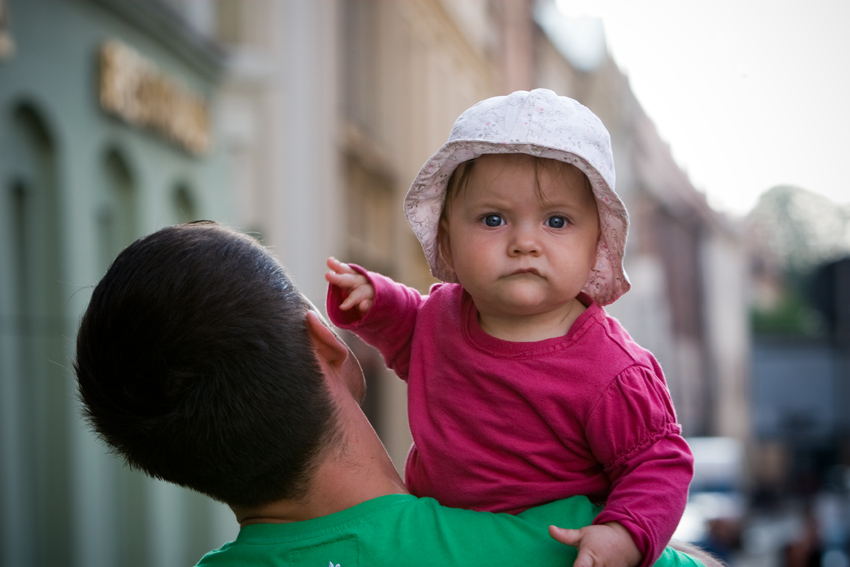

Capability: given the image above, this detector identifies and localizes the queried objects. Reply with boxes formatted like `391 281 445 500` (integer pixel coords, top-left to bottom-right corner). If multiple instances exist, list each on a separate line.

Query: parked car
674 437 747 562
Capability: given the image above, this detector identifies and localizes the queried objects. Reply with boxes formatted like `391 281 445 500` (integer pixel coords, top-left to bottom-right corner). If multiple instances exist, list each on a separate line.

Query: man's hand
549 522 642 567
325 257 375 314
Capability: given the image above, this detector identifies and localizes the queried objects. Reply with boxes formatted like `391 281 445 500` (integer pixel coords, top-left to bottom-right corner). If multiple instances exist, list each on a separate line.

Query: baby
326 89 694 567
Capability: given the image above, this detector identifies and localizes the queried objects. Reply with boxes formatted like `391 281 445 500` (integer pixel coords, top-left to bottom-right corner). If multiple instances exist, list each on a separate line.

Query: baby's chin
489 282 580 310
479 295 582 321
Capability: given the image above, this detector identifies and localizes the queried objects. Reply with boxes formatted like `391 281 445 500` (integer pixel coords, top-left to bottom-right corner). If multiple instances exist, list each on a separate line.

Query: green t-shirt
196 495 703 567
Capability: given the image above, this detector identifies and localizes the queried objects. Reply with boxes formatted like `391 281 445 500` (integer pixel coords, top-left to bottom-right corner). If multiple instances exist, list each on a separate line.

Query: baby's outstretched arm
549 522 641 567
325 257 375 314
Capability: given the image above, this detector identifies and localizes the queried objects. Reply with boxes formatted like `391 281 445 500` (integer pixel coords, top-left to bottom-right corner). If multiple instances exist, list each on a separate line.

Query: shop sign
99 40 211 156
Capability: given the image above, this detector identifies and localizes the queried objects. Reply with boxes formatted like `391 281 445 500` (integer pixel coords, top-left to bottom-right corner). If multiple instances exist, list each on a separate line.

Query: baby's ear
437 217 454 272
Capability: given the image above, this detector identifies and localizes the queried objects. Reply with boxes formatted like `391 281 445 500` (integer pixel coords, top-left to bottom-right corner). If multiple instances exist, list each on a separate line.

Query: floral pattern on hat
404 89 630 306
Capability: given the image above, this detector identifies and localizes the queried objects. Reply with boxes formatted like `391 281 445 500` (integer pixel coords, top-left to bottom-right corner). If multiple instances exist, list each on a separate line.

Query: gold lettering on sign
99 40 211 156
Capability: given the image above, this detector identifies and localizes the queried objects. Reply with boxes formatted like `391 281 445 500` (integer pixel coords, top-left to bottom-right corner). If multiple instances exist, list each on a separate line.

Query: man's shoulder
197 496 705 567
516 496 601 528
196 495 598 567
195 495 417 566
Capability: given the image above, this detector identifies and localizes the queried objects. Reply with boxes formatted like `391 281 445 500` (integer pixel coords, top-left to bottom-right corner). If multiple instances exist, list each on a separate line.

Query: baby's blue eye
484 214 503 227
547 216 567 229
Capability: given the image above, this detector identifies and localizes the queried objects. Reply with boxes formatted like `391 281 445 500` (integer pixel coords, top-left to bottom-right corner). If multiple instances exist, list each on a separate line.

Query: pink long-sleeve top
327 268 693 567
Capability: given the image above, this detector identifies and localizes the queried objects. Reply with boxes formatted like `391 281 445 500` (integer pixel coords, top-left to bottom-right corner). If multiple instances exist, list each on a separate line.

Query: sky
546 0 850 217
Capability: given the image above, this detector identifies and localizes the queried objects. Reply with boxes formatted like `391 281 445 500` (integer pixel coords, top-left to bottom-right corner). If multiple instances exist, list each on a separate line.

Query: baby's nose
509 225 541 255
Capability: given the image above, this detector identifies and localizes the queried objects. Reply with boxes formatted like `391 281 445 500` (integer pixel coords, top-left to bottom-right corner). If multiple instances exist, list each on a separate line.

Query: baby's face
439 154 599 337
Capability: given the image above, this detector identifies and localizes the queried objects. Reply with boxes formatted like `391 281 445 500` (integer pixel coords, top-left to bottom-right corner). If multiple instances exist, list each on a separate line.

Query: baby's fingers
324 257 374 313
549 525 581 548
326 256 356 275
326 270 369 295
573 548 597 567
325 269 354 287
549 526 595 567
325 258 364 289
339 285 374 312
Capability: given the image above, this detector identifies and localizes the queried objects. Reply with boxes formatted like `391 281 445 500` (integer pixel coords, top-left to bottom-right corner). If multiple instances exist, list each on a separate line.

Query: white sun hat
403 88 631 306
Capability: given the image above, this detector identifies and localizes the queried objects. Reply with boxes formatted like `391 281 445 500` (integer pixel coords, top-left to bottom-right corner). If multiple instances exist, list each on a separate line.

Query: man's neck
234 404 407 525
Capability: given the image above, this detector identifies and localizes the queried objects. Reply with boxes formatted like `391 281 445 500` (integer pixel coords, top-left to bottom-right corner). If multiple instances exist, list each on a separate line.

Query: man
75 222 716 566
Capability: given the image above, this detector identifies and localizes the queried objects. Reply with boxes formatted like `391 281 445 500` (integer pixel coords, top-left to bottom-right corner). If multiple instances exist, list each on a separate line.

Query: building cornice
93 0 226 82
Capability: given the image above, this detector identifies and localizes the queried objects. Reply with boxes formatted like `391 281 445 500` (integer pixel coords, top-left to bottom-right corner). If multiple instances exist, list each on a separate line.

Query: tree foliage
748 185 850 275
746 185 850 336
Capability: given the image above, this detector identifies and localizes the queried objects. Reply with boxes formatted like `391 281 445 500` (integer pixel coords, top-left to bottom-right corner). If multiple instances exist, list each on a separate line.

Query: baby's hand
549 522 641 567
325 257 375 314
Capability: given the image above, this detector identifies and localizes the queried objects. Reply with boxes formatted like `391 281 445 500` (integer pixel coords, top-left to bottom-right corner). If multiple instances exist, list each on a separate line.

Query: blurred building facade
0 0 751 565
0 0 236 565
208 0 751 466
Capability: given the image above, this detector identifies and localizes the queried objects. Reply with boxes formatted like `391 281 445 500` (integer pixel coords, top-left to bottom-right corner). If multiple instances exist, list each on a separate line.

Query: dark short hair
75 222 338 508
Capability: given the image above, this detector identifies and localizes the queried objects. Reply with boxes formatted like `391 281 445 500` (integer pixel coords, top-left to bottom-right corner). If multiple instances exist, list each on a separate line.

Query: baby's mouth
509 268 542 277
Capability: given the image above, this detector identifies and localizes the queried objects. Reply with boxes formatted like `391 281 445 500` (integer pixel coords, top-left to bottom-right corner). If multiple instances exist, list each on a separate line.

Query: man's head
75 221 340 508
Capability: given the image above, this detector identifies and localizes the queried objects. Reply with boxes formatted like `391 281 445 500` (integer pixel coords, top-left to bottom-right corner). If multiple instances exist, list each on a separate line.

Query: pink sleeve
326 265 425 381
586 366 694 567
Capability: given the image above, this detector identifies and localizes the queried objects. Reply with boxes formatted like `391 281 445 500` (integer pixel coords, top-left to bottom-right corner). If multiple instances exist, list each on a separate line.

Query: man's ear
437 217 454 272
305 311 349 368
305 311 367 404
